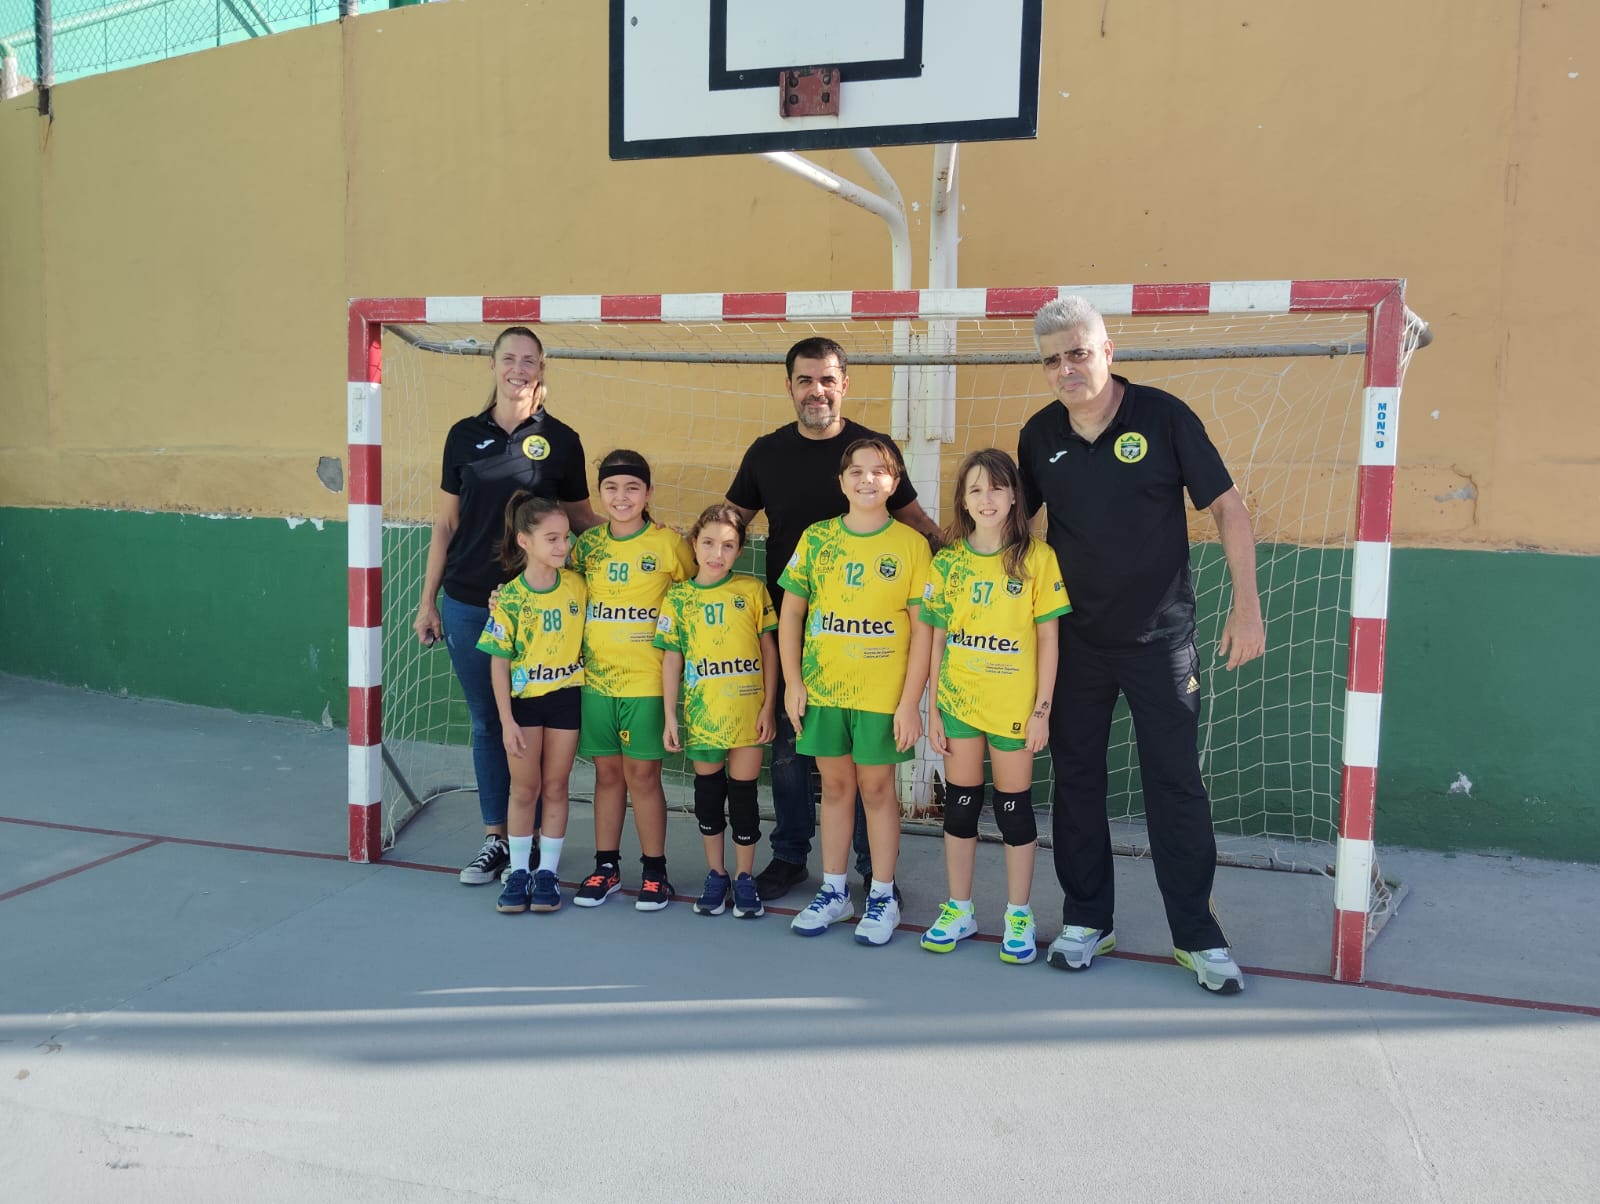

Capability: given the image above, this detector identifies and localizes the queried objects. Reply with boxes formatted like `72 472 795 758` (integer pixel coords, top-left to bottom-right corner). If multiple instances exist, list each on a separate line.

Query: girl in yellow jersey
477 492 588 915
570 449 696 911
919 449 1070 964
779 438 932 946
656 505 779 919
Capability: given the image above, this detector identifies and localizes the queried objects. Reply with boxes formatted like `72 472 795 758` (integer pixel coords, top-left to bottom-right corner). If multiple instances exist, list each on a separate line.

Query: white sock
870 878 895 900
1006 902 1032 916
823 872 848 896
538 835 564 875
951 897 973 912
508 835 534 874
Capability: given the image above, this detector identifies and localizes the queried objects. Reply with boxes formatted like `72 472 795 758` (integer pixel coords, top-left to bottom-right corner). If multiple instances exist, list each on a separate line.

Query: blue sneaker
496 868 532 914
529 869 562 912
693 870 730 916
731 872 765 919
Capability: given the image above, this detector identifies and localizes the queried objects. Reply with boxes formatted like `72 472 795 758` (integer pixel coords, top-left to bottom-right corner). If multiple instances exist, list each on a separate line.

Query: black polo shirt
727 418 918 595
440 407 588 607
1017 376 1232 649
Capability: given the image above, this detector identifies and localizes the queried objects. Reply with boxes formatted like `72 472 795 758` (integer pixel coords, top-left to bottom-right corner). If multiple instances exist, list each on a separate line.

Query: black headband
598 462 651 487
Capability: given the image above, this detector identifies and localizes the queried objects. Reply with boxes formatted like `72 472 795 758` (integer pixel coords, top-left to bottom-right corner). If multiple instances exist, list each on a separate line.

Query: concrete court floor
1 674 1597 1202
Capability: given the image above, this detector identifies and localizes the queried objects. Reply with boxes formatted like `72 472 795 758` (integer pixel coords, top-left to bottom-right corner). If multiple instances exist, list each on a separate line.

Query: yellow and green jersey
475 569 588 698
921 537 1070 739
777 516 932 714
572 522 695 697
653 573 777 751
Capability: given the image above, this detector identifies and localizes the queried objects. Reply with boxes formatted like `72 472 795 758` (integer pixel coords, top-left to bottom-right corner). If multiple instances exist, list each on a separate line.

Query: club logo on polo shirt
875 555 900 581
568 600 580 615
733 596 746 609
640 555 658 573
522 435 551 461
1114 432 1148 464
1005 578 1024 597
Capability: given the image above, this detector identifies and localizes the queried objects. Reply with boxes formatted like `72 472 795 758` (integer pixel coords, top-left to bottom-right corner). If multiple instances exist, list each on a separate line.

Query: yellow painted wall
2 0 1596 550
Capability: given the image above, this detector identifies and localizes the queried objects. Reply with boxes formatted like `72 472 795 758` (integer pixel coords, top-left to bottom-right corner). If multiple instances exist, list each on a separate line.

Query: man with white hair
1017 296 1265 994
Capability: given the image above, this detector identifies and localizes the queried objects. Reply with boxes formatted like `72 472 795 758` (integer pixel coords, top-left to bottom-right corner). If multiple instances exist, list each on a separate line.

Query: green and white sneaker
1174 947 1245 994
920 900 978 953
999 907 1037 965
1046 925 1115 971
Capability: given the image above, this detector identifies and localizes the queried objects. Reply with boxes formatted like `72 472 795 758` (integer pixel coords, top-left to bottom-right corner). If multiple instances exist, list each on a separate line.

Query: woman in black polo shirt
413 326 600 884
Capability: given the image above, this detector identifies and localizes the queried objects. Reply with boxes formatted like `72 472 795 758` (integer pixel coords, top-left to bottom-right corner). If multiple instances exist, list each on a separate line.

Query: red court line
3 814 1594 1018
0 839 163 901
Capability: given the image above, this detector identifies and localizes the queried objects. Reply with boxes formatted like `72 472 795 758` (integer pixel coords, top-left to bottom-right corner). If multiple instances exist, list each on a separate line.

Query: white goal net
370 295 1423 892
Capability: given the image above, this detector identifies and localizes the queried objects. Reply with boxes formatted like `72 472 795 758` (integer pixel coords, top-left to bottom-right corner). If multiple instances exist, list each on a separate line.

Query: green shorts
940 709 1027 753
578 689 667 761
795 705 913 765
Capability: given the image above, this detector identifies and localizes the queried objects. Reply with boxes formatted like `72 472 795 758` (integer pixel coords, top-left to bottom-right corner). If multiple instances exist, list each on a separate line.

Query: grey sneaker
853 893 901 947
1174 947 1245 994
1047 925 1116 971
791 885 853 936
460 835 509 885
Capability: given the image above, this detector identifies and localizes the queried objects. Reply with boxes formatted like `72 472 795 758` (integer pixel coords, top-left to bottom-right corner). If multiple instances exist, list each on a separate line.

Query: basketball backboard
609 0 1042 160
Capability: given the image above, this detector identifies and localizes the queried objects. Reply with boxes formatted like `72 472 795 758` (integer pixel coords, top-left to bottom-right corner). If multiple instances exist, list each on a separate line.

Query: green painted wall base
2 507 1595 860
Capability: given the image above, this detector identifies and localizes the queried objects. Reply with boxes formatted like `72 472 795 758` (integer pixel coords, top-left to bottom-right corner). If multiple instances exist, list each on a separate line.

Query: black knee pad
693 769 728 836
727 776 761 846
943 783 985 840
992 788 1038 846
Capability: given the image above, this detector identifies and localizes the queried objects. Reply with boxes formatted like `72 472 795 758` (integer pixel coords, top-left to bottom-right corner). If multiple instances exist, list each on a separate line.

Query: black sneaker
693 870 730 916
460 835 509 885
496 868 532 913
574 863 621 907
732 872 765 919
754 857 808 901
635 873 675 912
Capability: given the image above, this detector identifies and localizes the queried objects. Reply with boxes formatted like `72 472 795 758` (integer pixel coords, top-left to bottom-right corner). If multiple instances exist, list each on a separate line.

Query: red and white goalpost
346 279 1424 983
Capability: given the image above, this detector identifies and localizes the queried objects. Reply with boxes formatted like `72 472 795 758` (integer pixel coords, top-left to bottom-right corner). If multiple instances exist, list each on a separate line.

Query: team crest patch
1005 578 1024 597
568 600 581 614
521 435 551 461
875 555 900 581
640 555 657 573
733 596 746 609
620 729 632 747
1114 432 1148 464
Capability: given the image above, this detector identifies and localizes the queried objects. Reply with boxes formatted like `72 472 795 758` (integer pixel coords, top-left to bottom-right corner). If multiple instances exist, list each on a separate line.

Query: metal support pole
340 0 358 18
33 0 51 117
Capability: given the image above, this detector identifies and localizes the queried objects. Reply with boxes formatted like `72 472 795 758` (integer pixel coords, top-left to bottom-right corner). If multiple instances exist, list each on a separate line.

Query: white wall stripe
347 382 381 446
786 291 853 319
1350 541 1392 621
348 624 383 690
1210 280 1293 313
348 504 382 571
425 296 484 324
1342 690 1384 769
540 294 604 323
920 288 988 318
1360 386 1400 467
661 293 724 322
348 743 383 808
1060 283 1135 314
1333 837 1375 913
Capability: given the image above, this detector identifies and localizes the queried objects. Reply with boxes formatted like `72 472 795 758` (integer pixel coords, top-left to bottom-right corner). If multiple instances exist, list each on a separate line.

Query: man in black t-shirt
1018 297 1264 995
727 337 940 900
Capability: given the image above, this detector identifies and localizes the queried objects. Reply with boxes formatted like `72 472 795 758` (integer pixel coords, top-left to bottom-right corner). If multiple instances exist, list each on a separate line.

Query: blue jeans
770 675 871 875
440 592 510 829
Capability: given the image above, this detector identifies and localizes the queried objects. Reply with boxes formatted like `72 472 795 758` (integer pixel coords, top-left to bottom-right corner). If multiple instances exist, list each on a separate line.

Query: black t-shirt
727 418 919 594
1017 376 1232 649
439 407 589 607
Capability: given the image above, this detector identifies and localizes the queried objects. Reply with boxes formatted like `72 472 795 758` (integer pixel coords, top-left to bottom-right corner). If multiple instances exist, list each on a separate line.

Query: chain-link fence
1 0 425 98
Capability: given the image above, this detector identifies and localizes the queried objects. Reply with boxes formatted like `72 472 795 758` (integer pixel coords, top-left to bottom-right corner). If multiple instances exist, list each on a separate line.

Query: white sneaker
1046 925 1116 971
999 908 1037 966
1174 947 1245 994
854 893 902 947
791 885 853 936
920 900 978 953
